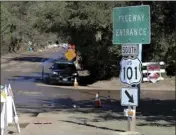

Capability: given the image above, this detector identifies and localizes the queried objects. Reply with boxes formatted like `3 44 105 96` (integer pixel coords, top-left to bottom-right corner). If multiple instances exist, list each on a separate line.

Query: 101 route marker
113 4 151 132
120 57 142 85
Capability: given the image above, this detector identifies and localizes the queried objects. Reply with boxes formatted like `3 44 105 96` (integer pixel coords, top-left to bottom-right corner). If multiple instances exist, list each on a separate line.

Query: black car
44 60 79 85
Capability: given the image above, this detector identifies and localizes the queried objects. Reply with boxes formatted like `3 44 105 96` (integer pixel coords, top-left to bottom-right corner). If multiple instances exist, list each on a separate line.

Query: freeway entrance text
113 5 151 44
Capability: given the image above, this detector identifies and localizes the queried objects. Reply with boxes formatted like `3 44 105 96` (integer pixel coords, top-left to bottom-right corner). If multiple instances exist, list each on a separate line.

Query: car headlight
53 72 58 75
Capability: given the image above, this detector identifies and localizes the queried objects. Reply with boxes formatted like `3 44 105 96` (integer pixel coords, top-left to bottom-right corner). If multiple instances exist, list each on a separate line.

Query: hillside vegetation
1 1 176 79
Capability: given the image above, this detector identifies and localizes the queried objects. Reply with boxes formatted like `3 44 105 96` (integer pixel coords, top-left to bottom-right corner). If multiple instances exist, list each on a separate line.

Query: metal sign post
112 5 151 131
137 44 142 105
113 5 151 132
133 43 142 131
129 44 142 131
126 44 143 132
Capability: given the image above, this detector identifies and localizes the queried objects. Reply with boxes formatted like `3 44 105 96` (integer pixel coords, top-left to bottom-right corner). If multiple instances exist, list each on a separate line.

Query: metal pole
129 44 142 132
131 44 142 132
131 106 136 131
137 44 142 105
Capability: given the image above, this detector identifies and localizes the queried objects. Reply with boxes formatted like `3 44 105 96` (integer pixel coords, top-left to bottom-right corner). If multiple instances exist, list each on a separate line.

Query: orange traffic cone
74 77 78 88
95 92 102 108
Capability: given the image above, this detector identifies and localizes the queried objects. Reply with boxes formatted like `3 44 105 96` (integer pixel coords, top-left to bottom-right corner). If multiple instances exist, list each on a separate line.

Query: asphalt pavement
1 47 175 135
1 47 69 111
1 47 175 111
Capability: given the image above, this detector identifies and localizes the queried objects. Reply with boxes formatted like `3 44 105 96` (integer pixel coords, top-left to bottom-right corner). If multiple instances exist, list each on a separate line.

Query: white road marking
5 67 34 72
17 91 42 96
1 61 19 68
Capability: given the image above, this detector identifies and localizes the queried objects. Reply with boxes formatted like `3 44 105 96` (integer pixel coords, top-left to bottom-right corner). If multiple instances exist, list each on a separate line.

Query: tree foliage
1 1 175 78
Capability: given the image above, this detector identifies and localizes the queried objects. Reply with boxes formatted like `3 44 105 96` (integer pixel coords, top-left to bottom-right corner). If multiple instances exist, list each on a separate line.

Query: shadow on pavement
60 120 126 132
16 97 176 127
8 75 42 83
9 72 97 86
137 122 174 127
11 56 48 62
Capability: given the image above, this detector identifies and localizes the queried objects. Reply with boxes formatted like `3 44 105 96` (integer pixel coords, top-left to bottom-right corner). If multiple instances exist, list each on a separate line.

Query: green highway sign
113 5 151 44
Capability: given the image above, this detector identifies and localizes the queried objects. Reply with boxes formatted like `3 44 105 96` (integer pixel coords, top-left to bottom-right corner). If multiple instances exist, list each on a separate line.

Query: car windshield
53 63 76 72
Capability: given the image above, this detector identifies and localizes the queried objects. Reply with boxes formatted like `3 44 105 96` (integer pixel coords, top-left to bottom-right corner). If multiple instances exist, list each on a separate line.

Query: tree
1 1 175 77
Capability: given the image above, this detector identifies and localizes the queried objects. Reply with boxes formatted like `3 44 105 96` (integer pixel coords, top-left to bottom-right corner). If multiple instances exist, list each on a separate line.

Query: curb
35 83 175 92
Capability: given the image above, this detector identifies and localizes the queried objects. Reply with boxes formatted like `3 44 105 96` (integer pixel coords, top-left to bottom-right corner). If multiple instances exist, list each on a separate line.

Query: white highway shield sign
120 57 142 85
121 87 138 106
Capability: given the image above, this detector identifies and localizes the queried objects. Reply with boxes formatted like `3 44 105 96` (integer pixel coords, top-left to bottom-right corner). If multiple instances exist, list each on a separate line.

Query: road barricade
1 84 20 135
142 61 165 83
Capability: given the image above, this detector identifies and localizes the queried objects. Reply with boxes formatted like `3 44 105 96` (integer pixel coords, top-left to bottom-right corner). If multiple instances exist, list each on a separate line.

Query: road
1 47 175 121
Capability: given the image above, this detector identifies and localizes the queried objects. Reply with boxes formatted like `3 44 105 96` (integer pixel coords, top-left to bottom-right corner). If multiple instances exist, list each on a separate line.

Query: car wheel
43 77 50 84
49 79 55 85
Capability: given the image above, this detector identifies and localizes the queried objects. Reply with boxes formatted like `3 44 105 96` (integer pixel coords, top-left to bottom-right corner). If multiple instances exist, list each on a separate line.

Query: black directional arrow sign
125 90 134 103
121 87 138 106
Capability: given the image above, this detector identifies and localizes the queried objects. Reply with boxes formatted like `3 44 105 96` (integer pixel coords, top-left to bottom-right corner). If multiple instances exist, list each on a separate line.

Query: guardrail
142 61 166 82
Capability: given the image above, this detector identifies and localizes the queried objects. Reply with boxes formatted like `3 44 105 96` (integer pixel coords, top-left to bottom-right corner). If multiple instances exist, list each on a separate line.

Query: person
71 44 75 50
67 37 76 51
67 42 75 50
66 37 77 61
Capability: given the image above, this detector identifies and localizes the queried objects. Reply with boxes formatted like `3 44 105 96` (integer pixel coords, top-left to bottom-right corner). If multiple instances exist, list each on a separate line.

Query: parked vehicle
44 60 79 85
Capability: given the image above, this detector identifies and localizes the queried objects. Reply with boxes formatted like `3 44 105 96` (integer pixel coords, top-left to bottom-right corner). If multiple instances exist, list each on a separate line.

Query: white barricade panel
142 61 166 83
1 84 21 134
1 103 5 128
6 96 13 124
1 102 6 135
